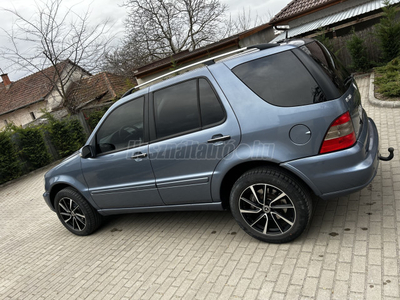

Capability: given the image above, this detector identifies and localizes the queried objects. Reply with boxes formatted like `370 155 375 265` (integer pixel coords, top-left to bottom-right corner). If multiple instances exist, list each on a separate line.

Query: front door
81 96 163 209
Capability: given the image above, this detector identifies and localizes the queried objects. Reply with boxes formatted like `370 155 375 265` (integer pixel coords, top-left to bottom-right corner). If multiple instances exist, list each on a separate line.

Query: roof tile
271 0 340 23
0 63 66 115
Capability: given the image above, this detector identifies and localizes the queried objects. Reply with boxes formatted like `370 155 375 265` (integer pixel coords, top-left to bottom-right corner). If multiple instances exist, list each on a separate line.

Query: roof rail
122 43 278 98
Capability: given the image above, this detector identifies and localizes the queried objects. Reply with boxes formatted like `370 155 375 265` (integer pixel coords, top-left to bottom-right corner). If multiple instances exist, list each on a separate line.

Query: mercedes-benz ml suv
43 39 393 243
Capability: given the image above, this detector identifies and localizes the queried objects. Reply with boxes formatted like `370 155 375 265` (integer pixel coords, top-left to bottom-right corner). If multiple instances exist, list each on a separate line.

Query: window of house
30 112 36 120
153 78 225 139
3 120 8 126
96 97 144 154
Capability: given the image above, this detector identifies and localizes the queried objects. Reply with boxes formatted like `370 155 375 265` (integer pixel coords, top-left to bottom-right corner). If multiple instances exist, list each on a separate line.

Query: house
269 0 400 64
0 60 90 129
0 60 134 130
133 23 274 85
66 72 136 112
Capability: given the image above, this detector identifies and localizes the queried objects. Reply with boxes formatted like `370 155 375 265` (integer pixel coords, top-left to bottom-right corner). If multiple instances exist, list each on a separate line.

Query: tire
229 167 312 243
55 187 102 236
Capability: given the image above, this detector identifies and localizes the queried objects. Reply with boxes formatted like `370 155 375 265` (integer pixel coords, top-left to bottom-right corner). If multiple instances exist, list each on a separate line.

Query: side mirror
80 145 94 158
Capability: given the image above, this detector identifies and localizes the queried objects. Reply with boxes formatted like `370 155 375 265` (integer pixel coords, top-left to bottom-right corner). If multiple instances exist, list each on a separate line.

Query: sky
0 0 292 81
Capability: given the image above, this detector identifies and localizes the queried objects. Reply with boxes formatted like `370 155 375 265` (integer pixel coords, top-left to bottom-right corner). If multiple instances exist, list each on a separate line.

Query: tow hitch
379 147 395 161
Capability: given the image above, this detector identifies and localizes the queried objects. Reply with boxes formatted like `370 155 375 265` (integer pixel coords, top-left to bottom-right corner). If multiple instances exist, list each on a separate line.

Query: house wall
46 64 90 111
0 101 46 130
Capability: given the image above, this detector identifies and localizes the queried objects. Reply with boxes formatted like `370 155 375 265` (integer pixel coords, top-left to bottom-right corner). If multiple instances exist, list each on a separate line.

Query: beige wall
0 101 47 130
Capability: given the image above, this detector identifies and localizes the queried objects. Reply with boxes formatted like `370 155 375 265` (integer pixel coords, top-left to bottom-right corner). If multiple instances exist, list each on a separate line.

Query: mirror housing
80 145 94 158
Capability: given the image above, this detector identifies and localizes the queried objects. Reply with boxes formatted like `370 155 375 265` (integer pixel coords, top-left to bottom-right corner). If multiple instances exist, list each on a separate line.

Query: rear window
299 41 351 95
232 50 326 107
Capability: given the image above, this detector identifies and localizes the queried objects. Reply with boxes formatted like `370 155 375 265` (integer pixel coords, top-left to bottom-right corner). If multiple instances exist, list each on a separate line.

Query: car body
43 39 390 243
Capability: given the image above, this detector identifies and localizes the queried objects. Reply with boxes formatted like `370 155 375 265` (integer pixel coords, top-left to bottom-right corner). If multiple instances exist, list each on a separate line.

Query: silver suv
43 39 393 243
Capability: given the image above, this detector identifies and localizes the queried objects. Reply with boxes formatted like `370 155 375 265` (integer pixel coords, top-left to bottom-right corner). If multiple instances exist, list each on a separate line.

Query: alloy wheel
238 183 296 236
58 197 87 232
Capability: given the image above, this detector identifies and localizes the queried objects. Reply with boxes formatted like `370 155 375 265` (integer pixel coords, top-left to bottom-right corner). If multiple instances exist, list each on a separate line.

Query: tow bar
379 147 395 161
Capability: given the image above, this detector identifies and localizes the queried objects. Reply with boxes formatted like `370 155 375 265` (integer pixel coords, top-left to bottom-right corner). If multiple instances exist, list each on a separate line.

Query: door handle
131 152 147 159
207 134 231 143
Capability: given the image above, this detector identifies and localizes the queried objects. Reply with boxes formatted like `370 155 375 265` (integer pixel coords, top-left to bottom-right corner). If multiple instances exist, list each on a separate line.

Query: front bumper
282 117 380 200
43 192 55 212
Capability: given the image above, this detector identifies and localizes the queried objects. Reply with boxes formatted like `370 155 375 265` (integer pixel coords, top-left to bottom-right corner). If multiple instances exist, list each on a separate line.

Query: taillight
320 111 356 154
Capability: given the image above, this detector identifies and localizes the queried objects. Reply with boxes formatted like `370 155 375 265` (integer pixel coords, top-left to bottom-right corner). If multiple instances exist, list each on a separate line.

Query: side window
154 79 200 139
96 97 144 154
232 51 327 106
153 78 225 140
199 78 225 127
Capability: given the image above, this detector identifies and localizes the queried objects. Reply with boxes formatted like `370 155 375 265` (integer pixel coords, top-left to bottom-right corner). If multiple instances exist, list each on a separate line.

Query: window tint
232 51 326 107
300 41 351 94
96 97 144 154
154 80 200 139
199 78 225 127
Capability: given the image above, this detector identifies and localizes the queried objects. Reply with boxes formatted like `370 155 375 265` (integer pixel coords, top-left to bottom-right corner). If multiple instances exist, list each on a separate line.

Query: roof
67 72 136 109
133 23 272 78
0 63 66 116
270 0 343 24
271 0 400 42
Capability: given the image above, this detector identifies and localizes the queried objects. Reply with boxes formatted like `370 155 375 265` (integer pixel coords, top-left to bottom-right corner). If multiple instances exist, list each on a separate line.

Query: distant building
0 61 134 130
0 61 90 129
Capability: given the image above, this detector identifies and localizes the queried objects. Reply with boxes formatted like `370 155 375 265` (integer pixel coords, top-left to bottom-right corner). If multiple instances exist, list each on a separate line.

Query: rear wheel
55 187 102 236
230 168 312 243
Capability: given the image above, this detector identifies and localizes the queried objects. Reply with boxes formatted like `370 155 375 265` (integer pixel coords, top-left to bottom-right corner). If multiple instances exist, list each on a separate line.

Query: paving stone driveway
1 74 400 300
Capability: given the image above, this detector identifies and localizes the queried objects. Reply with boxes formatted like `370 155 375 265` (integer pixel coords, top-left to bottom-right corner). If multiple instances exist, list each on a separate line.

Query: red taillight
320 111 356 154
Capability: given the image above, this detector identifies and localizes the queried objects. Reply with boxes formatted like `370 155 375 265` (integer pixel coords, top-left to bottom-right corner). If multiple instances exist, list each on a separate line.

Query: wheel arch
49 182 98 211
219 161 315 210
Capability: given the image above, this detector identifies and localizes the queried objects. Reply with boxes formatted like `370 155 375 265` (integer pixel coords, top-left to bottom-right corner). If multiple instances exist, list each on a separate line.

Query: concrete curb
368 72 400 108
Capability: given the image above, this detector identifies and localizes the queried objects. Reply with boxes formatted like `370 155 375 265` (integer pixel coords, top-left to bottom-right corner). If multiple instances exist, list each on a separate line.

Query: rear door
148 71 241 205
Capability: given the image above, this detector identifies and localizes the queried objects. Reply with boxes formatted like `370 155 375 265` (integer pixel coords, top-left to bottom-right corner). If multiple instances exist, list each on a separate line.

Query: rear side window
154 80 199 139
232 51 326 107
153 78 225 139
199 78 225 127
299 41 351 94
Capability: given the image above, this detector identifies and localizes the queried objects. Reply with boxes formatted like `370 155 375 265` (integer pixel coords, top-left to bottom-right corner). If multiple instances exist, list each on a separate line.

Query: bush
374 0 400 63
0 130 21 184
86 107 109 130
43 113 86 157
12 126 51 171
347 29 370 72
374 57 400 97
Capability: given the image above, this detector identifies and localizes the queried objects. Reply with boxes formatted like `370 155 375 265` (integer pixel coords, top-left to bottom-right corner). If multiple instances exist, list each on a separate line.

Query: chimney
1 74 12 88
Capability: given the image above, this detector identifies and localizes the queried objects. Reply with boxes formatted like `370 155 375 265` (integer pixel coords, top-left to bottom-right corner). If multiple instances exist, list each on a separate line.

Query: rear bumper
281 117 379 200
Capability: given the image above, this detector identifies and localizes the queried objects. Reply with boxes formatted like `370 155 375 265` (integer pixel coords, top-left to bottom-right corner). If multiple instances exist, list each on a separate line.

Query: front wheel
230 168 312 243
55 187 102 236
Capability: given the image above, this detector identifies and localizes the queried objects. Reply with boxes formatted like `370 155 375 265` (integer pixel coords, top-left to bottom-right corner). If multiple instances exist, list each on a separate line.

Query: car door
148 72 241 205
81 95 164 209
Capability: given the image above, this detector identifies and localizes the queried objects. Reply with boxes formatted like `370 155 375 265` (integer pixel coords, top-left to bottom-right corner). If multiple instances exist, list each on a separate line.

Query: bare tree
1 0 112 112
121 0 227 62
230 7 270 33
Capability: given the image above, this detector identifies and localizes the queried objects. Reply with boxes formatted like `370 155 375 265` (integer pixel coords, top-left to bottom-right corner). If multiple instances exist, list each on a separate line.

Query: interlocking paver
1 74 400 299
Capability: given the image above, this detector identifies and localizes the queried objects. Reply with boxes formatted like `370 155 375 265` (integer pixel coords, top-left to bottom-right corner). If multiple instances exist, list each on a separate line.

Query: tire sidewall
55 188 97 236
230 170 310 243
